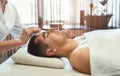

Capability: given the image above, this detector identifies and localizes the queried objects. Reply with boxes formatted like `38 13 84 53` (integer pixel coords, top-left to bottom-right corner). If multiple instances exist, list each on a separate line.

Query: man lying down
27 28 120 75
27 29 90 74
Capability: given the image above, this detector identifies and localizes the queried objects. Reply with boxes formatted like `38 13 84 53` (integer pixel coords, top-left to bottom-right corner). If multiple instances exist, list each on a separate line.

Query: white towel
84 29 120 76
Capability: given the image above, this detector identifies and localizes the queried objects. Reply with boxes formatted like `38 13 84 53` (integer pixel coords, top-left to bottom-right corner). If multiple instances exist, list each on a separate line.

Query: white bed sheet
0 58 90 76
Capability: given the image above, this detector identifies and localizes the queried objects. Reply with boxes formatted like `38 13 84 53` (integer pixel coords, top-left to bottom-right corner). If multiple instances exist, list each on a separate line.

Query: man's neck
57 39 79 57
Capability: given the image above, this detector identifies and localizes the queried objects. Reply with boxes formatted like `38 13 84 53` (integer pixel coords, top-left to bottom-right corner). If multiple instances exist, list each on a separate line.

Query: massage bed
1 29 120 76
0 58 89 76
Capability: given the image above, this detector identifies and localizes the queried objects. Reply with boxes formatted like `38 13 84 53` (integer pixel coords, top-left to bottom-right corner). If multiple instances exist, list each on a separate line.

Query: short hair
27 34 49 57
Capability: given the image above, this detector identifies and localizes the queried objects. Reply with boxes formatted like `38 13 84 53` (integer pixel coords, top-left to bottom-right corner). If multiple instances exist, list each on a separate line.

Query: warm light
62 0 70 20
44 0 70 21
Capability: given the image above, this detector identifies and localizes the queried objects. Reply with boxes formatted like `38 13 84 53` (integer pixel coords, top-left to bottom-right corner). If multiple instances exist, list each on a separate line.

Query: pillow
11 47 64 69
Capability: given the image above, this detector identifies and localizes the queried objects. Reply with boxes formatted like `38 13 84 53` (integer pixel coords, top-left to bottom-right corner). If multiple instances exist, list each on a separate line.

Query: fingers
65 30 76 39
31 27 41 33
66 30 71 33
28 27 41 33
24 27 41 36
20 27 41 44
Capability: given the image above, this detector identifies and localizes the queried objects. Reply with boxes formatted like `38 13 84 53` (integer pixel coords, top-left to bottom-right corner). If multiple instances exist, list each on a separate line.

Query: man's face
35 29 69 48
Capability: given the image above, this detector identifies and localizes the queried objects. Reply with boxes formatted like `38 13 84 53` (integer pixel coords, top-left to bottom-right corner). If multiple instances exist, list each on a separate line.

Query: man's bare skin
69 43 91 74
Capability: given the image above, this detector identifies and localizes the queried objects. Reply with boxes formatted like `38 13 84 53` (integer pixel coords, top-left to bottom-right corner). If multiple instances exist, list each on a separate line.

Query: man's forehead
34 32 44 43
35 31 47 41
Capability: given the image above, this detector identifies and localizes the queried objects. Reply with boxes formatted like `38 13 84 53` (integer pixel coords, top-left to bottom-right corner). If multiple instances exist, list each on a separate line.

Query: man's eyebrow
42 32 46 39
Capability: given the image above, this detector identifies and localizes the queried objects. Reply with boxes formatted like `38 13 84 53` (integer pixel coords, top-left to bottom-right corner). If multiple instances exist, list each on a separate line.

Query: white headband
35 30 46 36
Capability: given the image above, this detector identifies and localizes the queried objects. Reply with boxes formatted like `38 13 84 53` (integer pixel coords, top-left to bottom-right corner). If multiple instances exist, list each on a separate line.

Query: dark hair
27 35 49 57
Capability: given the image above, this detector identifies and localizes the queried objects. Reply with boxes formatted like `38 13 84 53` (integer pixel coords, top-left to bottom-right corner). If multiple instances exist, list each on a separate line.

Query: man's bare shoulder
69 45 91 74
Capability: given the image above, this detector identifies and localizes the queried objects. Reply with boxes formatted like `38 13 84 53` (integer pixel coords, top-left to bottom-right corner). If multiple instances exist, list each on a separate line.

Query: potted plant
85 0 112 29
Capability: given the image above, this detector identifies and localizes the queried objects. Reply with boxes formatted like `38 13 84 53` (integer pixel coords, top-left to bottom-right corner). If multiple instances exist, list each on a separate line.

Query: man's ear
46 48 57 56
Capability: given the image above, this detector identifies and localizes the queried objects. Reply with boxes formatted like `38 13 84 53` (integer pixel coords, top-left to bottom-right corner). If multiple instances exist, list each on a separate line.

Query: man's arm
0 39 22 52
0 27 41 52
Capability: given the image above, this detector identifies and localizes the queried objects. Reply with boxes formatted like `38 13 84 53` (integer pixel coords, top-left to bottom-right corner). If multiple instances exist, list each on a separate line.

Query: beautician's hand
19 27 41 45
66 30 76 39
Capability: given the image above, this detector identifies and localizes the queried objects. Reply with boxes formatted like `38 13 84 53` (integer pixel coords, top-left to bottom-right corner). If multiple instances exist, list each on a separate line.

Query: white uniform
0 2 22 41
